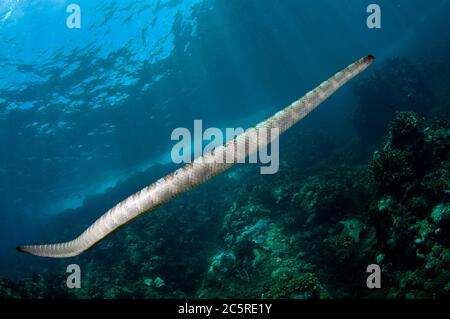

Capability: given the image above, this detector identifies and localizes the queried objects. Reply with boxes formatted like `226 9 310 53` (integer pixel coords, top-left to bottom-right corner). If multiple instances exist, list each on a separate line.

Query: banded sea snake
17 55 374 258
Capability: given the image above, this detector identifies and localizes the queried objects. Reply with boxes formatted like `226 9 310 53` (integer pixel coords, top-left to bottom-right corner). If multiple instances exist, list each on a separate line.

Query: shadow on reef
1 54 450 299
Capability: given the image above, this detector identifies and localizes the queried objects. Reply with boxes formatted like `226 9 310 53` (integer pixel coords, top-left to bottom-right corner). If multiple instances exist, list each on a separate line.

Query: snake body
17 55 374 258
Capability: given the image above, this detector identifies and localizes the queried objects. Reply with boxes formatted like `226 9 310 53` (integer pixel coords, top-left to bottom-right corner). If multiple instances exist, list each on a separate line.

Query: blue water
0 0 449 275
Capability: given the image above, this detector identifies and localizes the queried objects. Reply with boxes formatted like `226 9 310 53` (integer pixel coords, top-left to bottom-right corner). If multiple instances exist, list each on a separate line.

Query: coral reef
366 112 450 298
1 109 448 299
1 55 449 299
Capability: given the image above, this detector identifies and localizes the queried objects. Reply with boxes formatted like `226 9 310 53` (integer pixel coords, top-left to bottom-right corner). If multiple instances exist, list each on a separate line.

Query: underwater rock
143 278 153 287
236 219 270 245
154 277 165 288
322 218 375 266
286 168 366 228
431 203 450 225
377 196 395 213
388 111 424 147
338 219 366 243
208 251 236 277
370 148 414 193
267 272 329 299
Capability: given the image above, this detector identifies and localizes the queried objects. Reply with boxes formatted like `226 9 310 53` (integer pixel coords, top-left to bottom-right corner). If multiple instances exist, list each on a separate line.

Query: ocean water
0 0 449 298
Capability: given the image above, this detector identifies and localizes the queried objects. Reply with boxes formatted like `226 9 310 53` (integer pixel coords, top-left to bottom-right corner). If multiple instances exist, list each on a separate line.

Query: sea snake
17 55 374 258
